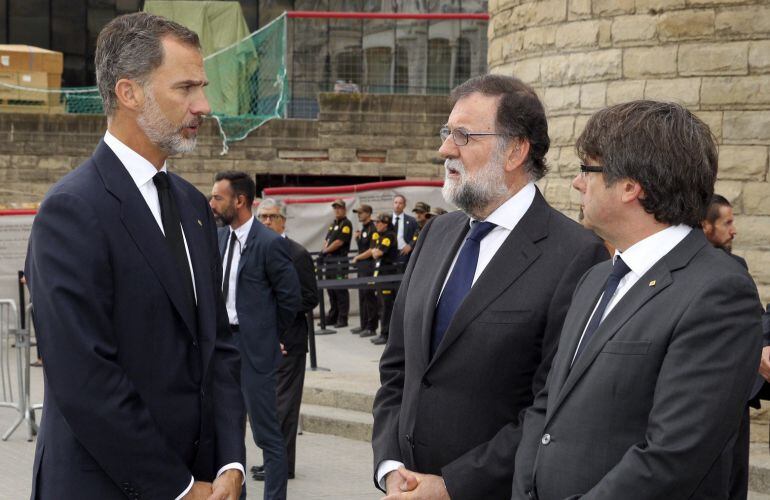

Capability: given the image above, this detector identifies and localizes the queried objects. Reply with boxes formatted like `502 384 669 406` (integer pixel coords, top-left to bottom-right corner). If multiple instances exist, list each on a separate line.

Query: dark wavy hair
575 100 717 227
450 74 550 181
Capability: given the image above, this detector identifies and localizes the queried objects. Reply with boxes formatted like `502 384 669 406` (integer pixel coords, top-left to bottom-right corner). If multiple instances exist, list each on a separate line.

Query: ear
504 139 530 173
114 78 145 112
619 179 644 204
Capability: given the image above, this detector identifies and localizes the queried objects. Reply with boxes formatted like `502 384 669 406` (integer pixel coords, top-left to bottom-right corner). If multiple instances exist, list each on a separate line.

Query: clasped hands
183 470 242 500
382 466 450 500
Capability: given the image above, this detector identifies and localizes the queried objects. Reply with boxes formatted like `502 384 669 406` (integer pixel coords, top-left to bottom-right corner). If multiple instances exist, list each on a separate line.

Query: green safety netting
1 6 288 154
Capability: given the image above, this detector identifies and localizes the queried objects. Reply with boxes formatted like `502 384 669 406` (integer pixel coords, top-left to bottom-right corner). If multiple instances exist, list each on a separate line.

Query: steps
299 373 377 443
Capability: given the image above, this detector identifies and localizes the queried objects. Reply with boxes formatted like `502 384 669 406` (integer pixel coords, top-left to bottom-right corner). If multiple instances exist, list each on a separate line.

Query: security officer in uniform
321 199 352 327
351 204 379 338
370 213 399 346
411 201 433 246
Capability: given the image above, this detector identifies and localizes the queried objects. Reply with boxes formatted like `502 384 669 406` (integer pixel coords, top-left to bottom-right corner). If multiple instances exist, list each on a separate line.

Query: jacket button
541 433 551 445
421 378 431 388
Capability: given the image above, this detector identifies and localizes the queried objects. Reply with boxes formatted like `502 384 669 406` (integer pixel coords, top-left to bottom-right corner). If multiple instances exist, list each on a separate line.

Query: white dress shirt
222 216 254 325
376 183 537 488
571 224 692 365
393 212 407 249
103 131 243 498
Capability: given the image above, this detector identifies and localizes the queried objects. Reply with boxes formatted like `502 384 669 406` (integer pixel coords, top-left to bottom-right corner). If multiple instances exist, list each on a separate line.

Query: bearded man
24 13 245 500
371 74 609 500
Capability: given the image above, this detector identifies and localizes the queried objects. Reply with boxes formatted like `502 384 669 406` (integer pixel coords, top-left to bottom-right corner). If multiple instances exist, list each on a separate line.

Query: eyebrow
175 80 209 87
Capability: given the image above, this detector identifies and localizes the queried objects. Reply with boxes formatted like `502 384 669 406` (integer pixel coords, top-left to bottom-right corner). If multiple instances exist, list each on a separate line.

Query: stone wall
488 0 770 302
0 92 448 206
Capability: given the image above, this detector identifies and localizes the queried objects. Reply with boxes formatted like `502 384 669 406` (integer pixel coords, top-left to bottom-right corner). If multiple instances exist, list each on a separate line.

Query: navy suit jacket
25 141 245 499
218 221 300 374
395 213 418 248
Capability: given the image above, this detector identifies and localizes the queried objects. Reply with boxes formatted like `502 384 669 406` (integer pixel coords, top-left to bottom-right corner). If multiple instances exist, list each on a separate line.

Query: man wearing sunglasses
372 74 608 500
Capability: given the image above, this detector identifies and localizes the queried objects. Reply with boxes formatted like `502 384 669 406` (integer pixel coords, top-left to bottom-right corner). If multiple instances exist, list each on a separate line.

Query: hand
400 244 412 256
280 343 288 356
382 467 449 500
759 345 770 382
355 230 362 238
207 469 242 500
182 481 213 500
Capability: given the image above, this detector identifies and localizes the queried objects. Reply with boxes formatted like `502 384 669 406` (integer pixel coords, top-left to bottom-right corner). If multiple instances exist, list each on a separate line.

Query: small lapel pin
648 280 656 287
197 219 203 226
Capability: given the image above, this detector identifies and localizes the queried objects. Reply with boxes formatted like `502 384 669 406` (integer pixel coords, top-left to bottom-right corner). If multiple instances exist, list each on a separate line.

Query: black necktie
431 221 497 357
573 256 631 361
152 172 195 304
222 231 238 302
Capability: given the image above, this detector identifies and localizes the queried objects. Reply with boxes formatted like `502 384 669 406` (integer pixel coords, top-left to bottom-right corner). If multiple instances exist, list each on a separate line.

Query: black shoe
371 335 388 345
288 472 295 479
351 326 365 334
252 470 294 481
334 320 348 328
359 329 376 338
250 465 264 474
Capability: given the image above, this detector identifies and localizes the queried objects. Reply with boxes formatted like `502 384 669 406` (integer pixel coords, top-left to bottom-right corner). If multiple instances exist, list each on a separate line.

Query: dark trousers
378 288 395 338
233 334 287 500
276 353 306 475
729 407 750 500
327 289 349 324
356 260 378 331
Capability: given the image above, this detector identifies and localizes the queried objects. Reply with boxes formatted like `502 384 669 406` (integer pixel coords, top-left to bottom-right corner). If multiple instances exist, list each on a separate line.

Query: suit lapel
427 191 549 367
94 141 198 340
237 219 259 278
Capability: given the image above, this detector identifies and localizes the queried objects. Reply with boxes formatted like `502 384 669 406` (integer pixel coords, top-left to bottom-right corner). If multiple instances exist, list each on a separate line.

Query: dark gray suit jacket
218 220 300 374
372 189 609 499
512 229 762 500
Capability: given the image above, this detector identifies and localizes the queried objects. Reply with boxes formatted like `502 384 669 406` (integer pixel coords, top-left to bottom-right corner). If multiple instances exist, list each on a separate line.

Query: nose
208 198 216 210
572 172 585 192
438 135 457 159
193 87 212 116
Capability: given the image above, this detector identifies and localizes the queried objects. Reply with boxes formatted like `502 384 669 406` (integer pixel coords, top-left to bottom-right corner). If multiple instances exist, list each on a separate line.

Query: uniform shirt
324 216 353 256
356 220 377 256
371 229 399 276
412 223 425 246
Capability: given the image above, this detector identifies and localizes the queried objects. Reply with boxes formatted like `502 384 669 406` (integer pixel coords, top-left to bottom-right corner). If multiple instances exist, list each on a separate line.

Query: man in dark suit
372 74 608 500
512 100 763 500
254 198 319 481
392 194 418 271
210 173 301 500
24 13 245 500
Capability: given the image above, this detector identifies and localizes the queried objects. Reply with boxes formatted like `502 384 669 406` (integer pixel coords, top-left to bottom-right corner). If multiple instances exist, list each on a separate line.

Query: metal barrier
0 299 38 441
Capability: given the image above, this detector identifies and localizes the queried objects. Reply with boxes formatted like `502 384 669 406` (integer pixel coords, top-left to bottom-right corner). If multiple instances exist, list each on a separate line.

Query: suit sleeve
442 239 610 500
371 216 434 491
25 192 192 498
579 272 761 499
294 246 319 313
204 203 247 472
266 236 302 333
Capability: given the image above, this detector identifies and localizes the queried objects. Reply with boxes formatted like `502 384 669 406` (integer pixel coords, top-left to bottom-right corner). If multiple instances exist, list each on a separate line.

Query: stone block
744 182 770 215
678 42 749 76
555 20 603 49
718 145 768 181
593 0 635 17
245 148 277 161
611 15 657 44
744 249 770 284
406 164 442 178
541 50 622 85
513 58 541 84
574 114 592 139
523 26 556 51
606 80 646 105
328 148 356 162
735 215 770 248
552 146 581 176
702 76 770 106
10 155 38 169
635 0 685 13
37 156 71 170
569 0 592 19
695 111 723 140
716 6 770 37
544 85 581 112
379 165 408 177
658 10 715 41
644 78 701 106
510 0 568 27
713 180 742 208
749 41 770 74
543 176 574 210
623 46 678 79
724 112 770 143
580 82 607 109
549 116 576 145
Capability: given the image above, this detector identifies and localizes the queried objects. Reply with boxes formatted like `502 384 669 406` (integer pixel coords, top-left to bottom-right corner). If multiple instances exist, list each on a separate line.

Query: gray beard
137 87 198 156
442 155 508 220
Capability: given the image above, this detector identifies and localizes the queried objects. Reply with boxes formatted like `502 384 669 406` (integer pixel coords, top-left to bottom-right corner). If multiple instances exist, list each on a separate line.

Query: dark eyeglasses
440 126 503 146
258 213 284 221
579 164 603 177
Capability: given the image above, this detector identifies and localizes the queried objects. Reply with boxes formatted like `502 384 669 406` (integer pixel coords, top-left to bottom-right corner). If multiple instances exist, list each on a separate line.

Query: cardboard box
0 72 17 100
0 45 64 74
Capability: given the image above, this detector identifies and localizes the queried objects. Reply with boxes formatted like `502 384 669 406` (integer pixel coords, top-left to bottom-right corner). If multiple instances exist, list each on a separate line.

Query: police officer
410 201 433 246
351 204 378 338
370 213 399 346
321 199 352 327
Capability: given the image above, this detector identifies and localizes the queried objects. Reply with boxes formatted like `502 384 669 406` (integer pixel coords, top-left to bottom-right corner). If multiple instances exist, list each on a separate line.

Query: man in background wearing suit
255 198 319 481
513 100 763 500
392 194 418 272
372 74 608 500
210 172 301 500
25 13 245 500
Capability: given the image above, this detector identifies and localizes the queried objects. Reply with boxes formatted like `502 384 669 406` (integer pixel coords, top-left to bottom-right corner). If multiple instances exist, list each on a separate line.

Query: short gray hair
95 12 200 116
257 198 286 218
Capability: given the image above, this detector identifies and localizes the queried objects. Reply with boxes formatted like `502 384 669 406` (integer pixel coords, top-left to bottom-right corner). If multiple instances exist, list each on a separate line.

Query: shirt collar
614 224 692 277
230 216 255 245
473 182 537 230
103 131 167 189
